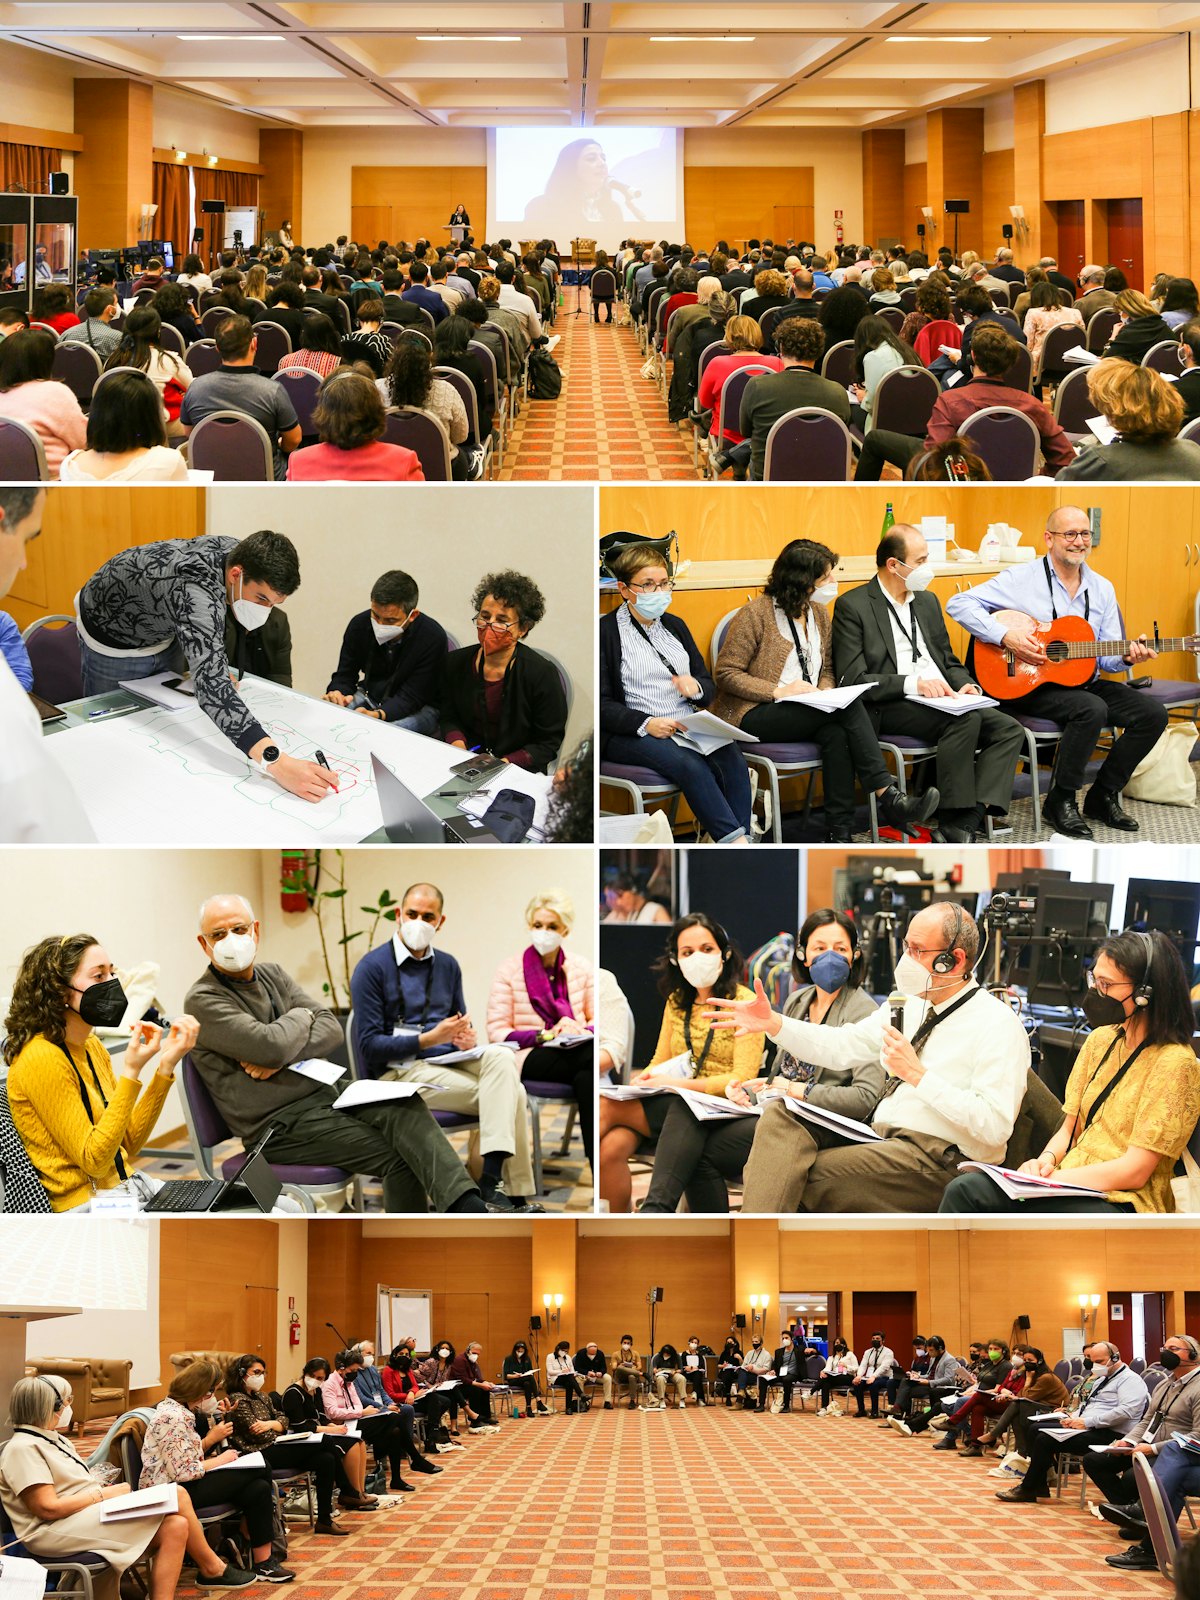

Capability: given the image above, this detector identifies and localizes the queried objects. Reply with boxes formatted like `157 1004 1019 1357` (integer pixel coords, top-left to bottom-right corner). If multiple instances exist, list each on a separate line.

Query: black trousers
355 1409 415 1475
460 1381 494 1423
505 1373 540 1410
1082 1449 1138 1501
411 1391 451 1442
183 1466 275 1547
552 1374 587 1411
260 1093 478 1212
263 1439 337 1520
641 1100 755 1213
522 1043 595 1167
1000 678 1168 794
1023 1422 1118 1494
867 699 1024 812
940 1169 1137 1214
853 429 921 481
741 699 894 832
818 1376 852 1407
683 1368 706 1403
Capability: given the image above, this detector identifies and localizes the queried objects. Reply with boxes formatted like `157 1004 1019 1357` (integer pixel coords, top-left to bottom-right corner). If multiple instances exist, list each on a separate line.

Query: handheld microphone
326 1321 350 1348
608 179 643 200
888 992 906 1034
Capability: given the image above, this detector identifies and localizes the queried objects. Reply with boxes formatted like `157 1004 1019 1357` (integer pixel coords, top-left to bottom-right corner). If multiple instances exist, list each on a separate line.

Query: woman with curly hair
3 934 199 1210
380 336 471 478
438 569 568 772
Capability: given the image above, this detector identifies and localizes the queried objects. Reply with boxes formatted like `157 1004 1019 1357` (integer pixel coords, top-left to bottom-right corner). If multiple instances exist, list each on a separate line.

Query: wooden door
1054 200 1085 281
851 1291 915 1360
1106 198 1144 293
1106 1291 1166 1364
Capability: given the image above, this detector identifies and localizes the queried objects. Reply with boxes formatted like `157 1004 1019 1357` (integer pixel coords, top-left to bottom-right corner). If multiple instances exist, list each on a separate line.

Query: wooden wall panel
927 109 984 246
259 129 304 241
4 487 206 632
1150 113 1189 284
1013 81 1054 270
684 167 814 253
360 1235 532 1360
901 162 927 244
982 148 1015 261
350 166 487 249
576 1234 733 1354
862 130 906 245
74 79 154 250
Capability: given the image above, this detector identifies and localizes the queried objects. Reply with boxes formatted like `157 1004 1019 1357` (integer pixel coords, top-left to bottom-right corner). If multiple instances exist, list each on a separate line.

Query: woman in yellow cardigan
598 912 763 1211
4 932 199 1210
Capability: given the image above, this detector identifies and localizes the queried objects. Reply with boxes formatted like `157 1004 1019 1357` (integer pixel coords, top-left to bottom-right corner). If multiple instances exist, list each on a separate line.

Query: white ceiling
1 1 1198 130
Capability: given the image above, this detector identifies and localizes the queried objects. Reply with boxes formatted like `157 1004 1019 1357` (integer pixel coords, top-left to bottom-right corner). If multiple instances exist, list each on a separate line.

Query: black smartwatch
255 743 282 773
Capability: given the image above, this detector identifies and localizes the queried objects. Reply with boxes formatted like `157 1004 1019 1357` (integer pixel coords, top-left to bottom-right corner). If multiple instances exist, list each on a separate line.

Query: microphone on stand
326 1321 350 1349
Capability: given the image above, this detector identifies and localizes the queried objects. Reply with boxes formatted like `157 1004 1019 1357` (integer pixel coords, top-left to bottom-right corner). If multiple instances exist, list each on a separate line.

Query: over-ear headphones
38 1375 66 1411
931 904 965 975
1132 930 1155 1009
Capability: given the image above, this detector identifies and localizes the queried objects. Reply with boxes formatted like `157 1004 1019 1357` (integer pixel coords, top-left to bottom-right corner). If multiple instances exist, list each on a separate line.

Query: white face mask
895 560 934 594
231 575 273 634
400 919 436 955
209 930 257 973
437 1348 450 1360
303 1377 320 1392
371 618 405 645
57 1404 73 1432
678 950 723 990
244 1373 266 1392
361 1354 375 1367
531 929 562 956
893 951 938 999
810 581 838 605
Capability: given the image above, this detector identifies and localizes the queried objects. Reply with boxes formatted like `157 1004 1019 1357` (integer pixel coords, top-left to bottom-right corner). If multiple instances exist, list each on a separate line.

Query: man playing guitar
947 505 1168 838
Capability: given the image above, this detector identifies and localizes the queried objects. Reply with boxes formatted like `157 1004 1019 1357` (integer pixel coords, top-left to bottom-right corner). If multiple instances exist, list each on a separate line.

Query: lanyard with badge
784 611 814 686
683 1004 716 1075
884 597 925 666
1044 556 1089 624
1142 1369 1200 1443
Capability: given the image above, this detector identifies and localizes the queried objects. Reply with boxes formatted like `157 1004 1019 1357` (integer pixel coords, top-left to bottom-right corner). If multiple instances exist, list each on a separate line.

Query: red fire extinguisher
289 1312 301 1349
280 851 309 913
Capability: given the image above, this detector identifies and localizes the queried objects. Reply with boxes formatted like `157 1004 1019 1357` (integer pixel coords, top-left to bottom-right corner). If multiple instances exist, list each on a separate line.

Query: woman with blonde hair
1103 288 1175 364
697 313 782 449
1059 358 1200 479
243 262 268 304
868 267 901 307
0 1372 190 1600
487 890 596 1172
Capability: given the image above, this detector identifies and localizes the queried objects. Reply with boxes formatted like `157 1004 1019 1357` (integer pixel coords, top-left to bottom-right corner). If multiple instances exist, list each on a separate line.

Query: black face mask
1082 1357 1094 1371
1081 988 1129 1030
1160 1349 1183 1371
72 976 128 1029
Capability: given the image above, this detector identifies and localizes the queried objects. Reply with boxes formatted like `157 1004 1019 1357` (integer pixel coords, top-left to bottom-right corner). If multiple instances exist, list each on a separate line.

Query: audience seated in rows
59 367 187 483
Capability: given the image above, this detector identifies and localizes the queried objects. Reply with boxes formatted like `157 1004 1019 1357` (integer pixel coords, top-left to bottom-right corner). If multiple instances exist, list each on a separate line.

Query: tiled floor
174 1404 1165 1600
499 294 697 482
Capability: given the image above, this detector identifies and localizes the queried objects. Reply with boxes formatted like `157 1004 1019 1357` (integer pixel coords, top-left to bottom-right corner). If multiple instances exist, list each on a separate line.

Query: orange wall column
259 128 303 240
731 1218 781 1343
926 108 984 260
1013 81 1054 269
532 1219 578 1352
862 129 906 246
73 78 153 248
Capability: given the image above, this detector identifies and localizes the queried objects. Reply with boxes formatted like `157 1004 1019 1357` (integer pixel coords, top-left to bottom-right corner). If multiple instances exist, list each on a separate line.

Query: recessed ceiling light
886 35 991 44
651 35 756 43
416 34 523 42
178 34 285 41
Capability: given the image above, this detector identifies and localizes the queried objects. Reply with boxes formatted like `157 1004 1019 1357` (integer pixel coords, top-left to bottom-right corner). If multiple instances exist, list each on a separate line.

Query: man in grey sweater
185 893 487 1213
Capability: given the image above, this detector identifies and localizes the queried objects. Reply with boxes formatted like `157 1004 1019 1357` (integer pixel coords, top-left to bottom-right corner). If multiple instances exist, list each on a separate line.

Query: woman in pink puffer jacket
486 890 596 1176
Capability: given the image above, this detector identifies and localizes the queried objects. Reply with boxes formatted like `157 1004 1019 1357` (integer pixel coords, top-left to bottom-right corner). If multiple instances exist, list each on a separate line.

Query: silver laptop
371 753 498 844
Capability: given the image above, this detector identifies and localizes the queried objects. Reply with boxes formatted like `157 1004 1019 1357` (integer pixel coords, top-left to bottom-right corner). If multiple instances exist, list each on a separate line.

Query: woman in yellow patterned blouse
4 932 199 1211
941 928 1200 1214
598 912 764 1211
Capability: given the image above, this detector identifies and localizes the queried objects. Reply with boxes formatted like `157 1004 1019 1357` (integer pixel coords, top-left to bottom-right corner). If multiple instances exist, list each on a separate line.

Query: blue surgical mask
631 590 672 621
808 950 851 993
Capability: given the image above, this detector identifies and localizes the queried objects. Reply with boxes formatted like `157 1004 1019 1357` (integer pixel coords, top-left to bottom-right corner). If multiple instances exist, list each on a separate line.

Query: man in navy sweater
401 261 448 324
351 881 543 1212
324 569 444 734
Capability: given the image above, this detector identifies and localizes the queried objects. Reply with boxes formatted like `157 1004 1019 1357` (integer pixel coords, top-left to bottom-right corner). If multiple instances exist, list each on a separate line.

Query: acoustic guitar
972 610 1200 700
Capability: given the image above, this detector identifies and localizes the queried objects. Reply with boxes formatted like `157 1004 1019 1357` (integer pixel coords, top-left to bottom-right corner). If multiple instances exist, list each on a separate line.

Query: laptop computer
371 753 499 844
143 1125 283 1214
28 691 66 724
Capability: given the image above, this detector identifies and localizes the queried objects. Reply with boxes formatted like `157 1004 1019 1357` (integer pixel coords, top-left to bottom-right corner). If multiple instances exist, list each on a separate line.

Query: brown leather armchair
169 1350 243 1384
26 1357 131 1434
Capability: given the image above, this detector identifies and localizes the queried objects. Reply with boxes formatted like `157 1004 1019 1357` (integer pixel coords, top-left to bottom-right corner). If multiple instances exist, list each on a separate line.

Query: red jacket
924 377 1075 474
382 1366 420 1403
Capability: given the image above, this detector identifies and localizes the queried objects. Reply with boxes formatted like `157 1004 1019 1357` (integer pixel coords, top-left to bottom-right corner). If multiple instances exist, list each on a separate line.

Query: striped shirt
616 603 693 725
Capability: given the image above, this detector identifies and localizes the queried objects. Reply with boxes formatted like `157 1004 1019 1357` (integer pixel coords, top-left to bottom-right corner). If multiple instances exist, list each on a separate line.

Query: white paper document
331 1080 443 1110
276 1432 324 1445
429 1047 487 1065
764 1092 882 1144
1063 346 1100 366
1085 416 1119 445
675 1086 761 1121
670 710 759 756
903 691 1000 716
118 670 198 712
955 1161 1101 1201
786 682 877 714
0 1556 48 1600
456 763 553 840
100 1483 180 1519
290 1059 346 1086
1042 1428 1086 1442
542 1034 593 1050
208 1451 267 1470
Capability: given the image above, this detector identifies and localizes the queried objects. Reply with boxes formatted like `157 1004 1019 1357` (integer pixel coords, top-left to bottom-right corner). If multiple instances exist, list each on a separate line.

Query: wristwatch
255 743 282 774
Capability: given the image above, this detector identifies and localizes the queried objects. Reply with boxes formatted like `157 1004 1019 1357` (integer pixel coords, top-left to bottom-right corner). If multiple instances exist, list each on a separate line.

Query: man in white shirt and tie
831 525 1024 842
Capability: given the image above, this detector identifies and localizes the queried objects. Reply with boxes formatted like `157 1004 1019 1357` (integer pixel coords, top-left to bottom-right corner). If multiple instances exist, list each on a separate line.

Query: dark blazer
1103 313 1176 365
831 578 973 713
1177 367 1200 423
438 641 567 772
223 607 292 686
599 606 713 755
958 309 1027 367
326 608 446 723
382 293 426 326
303 288 343 319
261 304 306 346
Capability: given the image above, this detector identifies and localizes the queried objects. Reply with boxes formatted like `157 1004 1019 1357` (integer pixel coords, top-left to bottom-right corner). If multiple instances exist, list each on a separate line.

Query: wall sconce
748 1294 771 1327
1078 1293 1101 1339
174 148 188 162
542 1293 563 1331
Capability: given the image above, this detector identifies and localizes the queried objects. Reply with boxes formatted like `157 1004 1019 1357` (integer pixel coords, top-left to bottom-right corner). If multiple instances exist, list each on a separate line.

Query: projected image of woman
523 138 628 235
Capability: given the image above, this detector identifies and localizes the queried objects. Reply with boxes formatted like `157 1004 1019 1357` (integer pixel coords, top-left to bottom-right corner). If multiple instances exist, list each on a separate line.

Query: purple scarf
523 945 575 1028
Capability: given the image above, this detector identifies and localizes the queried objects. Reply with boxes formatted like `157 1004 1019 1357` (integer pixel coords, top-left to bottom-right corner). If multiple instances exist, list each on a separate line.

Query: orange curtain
0 143 61 193
988 848 1045 878
153 162 193 264
194 168 260 213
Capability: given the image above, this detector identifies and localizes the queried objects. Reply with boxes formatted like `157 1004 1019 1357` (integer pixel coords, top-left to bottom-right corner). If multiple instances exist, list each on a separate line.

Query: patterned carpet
137 1101 591 1213
498 285 696 482
173 1406 1168 1600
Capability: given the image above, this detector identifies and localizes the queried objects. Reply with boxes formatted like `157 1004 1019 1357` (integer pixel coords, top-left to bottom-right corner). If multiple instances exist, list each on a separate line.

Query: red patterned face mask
478 624 512 653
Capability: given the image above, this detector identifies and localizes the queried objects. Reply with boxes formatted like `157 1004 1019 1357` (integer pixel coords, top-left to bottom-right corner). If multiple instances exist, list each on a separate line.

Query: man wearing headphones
1085 1333 1200 1570
711 904 1031 1213
940 927 1200 1214
997 1340 1148 1503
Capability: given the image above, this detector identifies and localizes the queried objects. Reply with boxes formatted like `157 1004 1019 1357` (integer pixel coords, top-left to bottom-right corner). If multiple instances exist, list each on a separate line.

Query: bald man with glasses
947 505 1168 838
